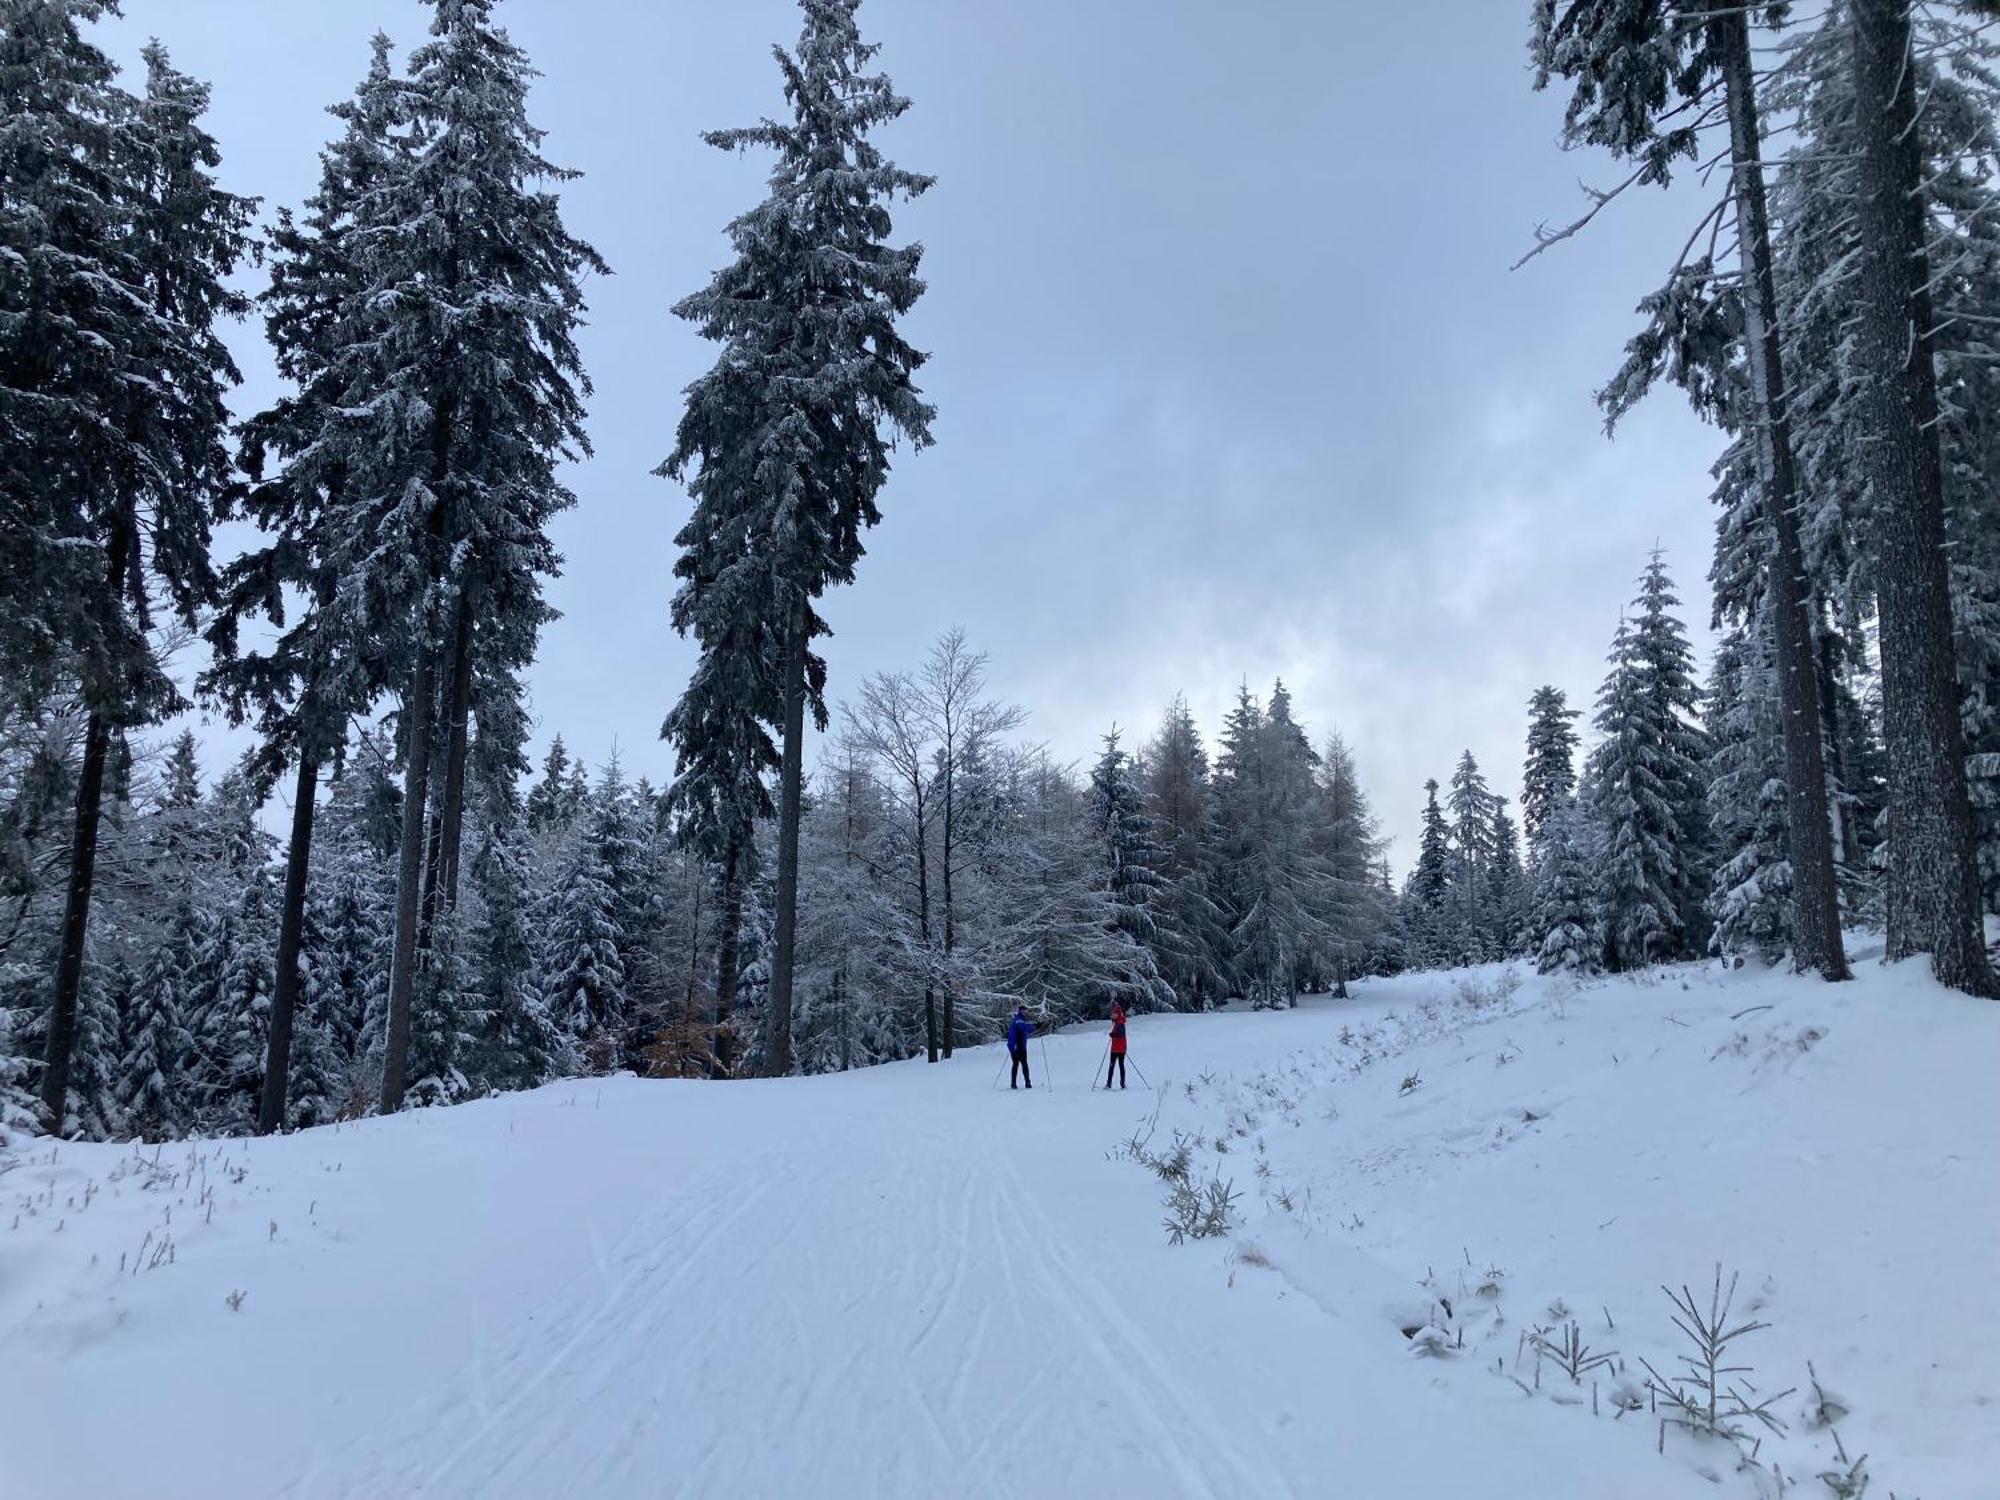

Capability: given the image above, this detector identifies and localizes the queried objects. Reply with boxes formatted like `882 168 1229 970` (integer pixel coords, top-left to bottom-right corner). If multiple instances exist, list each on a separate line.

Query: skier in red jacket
1104 1003 1128 1089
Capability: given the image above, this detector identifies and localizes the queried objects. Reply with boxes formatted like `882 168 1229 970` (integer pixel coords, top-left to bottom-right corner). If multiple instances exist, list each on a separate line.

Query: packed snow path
6 946 1996 1498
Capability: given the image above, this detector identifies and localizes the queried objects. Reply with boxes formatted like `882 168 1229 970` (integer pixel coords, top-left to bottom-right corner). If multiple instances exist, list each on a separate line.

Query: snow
4 940 1996 1498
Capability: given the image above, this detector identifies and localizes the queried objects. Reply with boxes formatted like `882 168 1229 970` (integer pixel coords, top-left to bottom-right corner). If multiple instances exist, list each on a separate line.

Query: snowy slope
4 942 1995 1499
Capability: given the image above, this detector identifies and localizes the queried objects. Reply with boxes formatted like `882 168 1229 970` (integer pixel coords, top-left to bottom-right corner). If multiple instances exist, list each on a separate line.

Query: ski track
289 1097 1300 1500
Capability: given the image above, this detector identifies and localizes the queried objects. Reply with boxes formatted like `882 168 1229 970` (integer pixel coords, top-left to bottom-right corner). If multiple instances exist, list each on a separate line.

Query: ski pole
1130 1057 1153 1090
1091 1040 1109 1090
990 1050 1008 1091
1039 1031 1053 1090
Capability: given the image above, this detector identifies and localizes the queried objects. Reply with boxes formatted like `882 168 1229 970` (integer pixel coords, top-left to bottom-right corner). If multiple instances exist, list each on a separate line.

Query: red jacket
1109 1006 1128 1055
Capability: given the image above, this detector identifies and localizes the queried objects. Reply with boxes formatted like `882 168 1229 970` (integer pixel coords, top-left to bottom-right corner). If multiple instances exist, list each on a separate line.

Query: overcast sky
97 0 1723 873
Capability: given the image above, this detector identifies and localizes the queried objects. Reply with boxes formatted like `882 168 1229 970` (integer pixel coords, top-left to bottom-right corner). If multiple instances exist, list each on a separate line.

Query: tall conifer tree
665 0 933 1075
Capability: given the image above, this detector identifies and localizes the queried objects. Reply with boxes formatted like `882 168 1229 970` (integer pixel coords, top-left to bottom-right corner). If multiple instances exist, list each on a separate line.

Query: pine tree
1758 8 2000 968
525 736 589 836
1587 560 1708 970
1531 0 1850 983
207 34 414 1133
188 868 277 1133
1 9 255 1129
359 0 607 1113
665 0 934 1076
0 999 35 1146
116 910 198 1139
1630 552 1712 951
1522 686 1581 859
1312 730 1390 996
303 749 397 1104
1533 805 1601 976
1489 798 1527 957
1088 728 1170 997
1847 0 1995 995
1706 623 1793 962
536 812 628 1059
1143 695 1229 1007
1404 778 1452 969
1212 683 1333 1006
1444 750 1499 964
468 818 567 1090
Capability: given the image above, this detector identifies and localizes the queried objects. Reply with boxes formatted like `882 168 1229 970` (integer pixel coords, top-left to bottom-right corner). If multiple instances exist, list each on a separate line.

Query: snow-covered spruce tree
1310 730 1390 997
187 862 278 1134
1089 727 1171 1005
664 0 933 1077
1403 778 1453 970
1211 683 1335 1007
115 908 198 1139
1756 8 2000 954
1522 685 1582 860
1586 560 1708 969
1444 750 1500 965
205 34 417 1133
465 815 567 1090
0 10 254 1130
535 801 628 1065
660 630 773 1041
1632 552 1714 953
792 746 898 1072
1844 0 1994 994
525 736 589 836
1706 622 1792 963
1530 0 1849 982
1532 804 1601 975
1489 797 1527 958
303 742 399 1106
354 0 606 1113
1142 695 1230 1008
0 1002 35 1147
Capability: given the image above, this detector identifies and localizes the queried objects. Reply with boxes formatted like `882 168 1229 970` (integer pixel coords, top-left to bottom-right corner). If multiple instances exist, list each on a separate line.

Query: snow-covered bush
1163 1172 1238 1246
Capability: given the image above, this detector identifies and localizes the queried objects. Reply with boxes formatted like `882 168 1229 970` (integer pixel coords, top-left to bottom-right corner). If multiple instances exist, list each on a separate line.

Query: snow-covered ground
5 941 1996 1499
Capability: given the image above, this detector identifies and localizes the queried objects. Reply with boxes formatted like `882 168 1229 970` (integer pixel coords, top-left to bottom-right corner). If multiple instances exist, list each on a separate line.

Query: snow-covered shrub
1163 1171 1238 1245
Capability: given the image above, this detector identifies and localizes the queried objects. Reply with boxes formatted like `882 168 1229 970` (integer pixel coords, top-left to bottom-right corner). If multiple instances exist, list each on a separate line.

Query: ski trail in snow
991 1156 1290 1498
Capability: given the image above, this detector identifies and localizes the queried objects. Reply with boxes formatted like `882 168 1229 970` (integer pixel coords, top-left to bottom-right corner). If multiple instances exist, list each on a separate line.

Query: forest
4 0 1999 1148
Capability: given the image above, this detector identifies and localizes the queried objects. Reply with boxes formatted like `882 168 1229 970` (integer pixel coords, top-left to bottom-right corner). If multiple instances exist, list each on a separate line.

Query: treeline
1418 551 1883 981
0 631 1403 1138
1519 1 2000 997
9 0 2000 1145
0 0 942 1140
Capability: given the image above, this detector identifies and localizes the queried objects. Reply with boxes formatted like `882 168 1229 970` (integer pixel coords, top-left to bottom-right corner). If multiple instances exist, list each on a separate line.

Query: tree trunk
1850 0 1997 995
1713 6 1851 983
257 748 320 1136
419 595 474 948
835 964 850 1072
715 839 742 1028
380 646 437 1113
40 512 138 1132
1814 609 1852 874
39 708 111 1132
940 755 955 1059
914 789 937 1064
761 602 806 1076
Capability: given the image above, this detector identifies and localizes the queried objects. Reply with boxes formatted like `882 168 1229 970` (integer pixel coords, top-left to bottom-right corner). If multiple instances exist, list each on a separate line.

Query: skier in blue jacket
1006 1006 1038 1089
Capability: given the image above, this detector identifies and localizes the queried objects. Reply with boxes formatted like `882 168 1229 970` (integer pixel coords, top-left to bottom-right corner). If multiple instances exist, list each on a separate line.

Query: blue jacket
1006 1015 1034 1052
